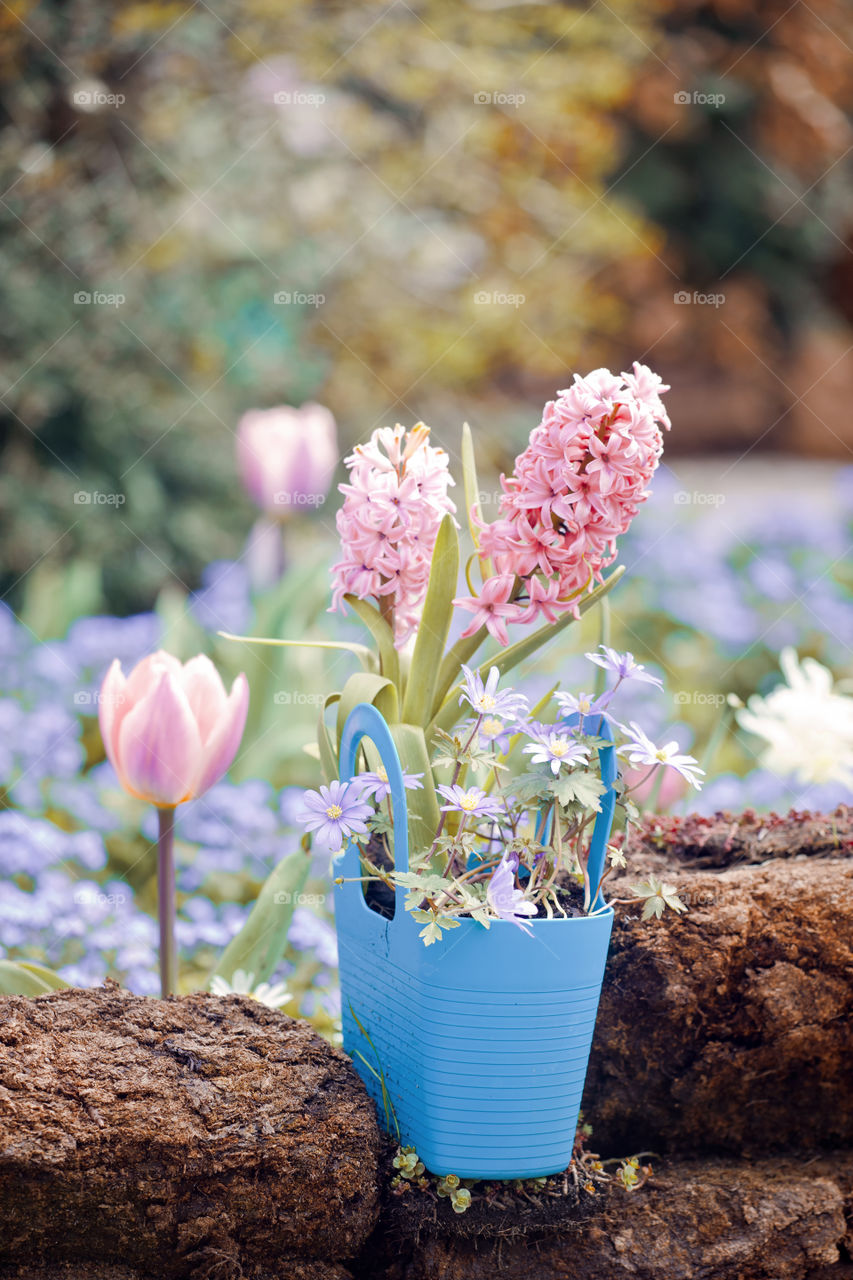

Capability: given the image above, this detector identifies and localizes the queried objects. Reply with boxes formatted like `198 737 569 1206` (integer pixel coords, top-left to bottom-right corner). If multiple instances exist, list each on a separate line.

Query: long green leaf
218 630 375 669
427 568 625 739
430 628 486 721
344 595 401 694
0 960 71 996
402 514 459 726
461 422 484 551
317 692 341 783
211 849 311 986
336 672 399 754
389 722 441 865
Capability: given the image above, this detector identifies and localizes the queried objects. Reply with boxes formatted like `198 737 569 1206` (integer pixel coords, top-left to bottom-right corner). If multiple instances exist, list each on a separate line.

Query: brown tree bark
0 984 380 1278
583 854 853 1156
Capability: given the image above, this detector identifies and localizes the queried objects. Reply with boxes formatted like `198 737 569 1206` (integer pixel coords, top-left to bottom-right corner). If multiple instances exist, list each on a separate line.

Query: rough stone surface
369 1156 850 1280
584 855 853 1156
0 1267 353 1280
0 984 381 1276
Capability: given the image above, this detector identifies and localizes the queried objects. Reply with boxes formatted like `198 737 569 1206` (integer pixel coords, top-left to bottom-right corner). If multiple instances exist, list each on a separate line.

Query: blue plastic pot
335 702 616 1180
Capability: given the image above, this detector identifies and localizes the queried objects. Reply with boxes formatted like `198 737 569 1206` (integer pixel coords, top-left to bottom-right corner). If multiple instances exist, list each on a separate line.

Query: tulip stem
157 807 177 998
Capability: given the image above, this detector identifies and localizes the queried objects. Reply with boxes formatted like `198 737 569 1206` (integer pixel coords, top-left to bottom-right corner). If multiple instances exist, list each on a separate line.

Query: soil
0 983 381 1276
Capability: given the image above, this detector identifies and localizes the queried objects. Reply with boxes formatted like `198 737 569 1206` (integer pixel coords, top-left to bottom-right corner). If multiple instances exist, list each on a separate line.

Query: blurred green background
2 0 851 617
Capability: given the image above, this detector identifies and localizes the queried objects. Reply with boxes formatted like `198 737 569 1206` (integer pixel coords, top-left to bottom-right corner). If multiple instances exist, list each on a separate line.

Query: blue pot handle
339 702 410 916
534 711 617 912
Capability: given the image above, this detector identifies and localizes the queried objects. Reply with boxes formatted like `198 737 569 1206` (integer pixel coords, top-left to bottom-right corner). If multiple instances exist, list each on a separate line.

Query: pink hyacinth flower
236 403 338 516
98 651 249 808
453 574 525 647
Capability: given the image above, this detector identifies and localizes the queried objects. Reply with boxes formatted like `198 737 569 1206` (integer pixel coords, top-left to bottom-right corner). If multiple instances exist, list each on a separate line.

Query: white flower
619 721 705 789
210 968 292 1010
737 648 853 787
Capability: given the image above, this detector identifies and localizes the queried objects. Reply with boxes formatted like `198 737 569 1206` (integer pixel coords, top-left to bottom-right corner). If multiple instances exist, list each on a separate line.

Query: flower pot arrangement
288 364 704 1178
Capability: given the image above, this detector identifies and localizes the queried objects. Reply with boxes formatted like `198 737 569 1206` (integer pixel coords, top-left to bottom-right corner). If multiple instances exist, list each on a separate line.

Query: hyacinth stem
157 806 177 998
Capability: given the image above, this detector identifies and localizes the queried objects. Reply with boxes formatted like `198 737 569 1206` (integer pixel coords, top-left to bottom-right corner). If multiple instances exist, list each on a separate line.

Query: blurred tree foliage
0 0 663 615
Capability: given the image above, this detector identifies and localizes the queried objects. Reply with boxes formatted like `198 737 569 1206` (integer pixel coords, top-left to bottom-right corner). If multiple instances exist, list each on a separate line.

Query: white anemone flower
737 648 853 787
210 968 292 1010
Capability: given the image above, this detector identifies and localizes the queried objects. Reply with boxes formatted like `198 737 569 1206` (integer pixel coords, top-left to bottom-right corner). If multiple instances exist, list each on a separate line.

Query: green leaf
427 568 625 740
429 629 486 725
461 422 486 558
344 595 401 695
218 630 375 669
550 771 606 811
211 849 311 985
0 960 71 996
630 876 688 920
336 672 400 751
402 514 460 726
390 722 441 866
317 692 341 784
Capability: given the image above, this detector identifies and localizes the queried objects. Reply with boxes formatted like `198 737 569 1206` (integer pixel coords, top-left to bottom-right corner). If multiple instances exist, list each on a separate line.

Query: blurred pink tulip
622 763 687 811
236 403 337 517
98 651 249 808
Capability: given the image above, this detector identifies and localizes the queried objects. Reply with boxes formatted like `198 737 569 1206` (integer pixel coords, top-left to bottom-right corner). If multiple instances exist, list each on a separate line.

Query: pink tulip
236 403 338 516
99 651 249 808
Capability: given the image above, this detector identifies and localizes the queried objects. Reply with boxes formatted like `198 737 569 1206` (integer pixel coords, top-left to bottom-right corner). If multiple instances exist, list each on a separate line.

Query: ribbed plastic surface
335 703 615 1179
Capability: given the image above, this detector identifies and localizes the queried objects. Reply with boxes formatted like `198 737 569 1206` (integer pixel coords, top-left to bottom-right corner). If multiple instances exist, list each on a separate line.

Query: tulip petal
124 651 184 705
117 670 203 806
179 654 228 745
194 673 249 796
97 658 128 773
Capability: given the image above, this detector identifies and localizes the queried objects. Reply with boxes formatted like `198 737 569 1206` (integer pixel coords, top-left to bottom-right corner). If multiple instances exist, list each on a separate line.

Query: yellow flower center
654 749 668 763
478 694 497 711
326 803 343 819
578 698 591 712
460 793 479 811
482 717 503 737
376 765 388 782
550 739 570 756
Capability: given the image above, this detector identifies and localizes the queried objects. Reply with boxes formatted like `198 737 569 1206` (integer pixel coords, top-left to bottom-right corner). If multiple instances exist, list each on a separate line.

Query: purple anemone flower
436 783 504 822
352 766 424 803
459 665 528 721
487 853 537 934
522 726 590 775
296 780 373 852
585 645 664 691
